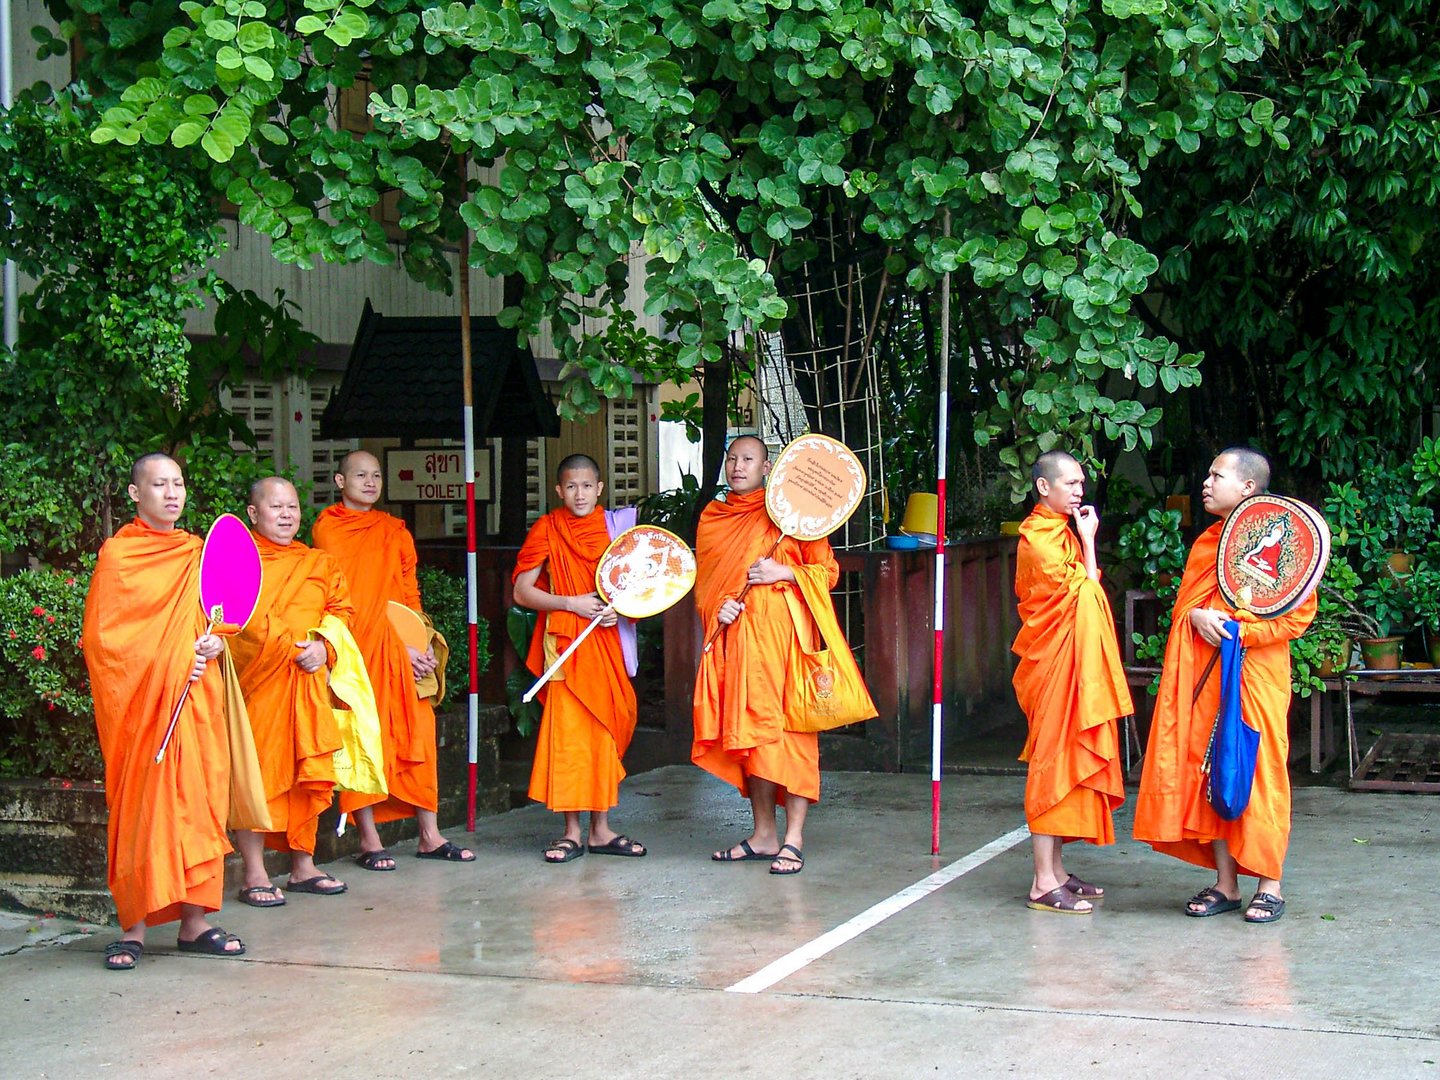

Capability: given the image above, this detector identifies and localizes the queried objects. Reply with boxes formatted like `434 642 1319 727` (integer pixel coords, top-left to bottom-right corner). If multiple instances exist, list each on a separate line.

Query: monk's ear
760 458 772 479
246 505 259 525
595 480 604 498
126 483 140 506
1034 477 1050 500
333 471 346 491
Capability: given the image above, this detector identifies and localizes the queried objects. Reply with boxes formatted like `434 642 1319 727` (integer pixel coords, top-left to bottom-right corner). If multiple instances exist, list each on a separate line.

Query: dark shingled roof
320 300 560 440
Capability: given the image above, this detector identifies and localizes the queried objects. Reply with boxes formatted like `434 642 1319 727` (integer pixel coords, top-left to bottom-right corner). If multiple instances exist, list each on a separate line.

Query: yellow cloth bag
781 564 878 734
218 644 273 832
311 614 387 796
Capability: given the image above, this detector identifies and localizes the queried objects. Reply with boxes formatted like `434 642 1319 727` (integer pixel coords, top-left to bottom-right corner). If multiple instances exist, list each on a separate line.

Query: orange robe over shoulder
312 505 437 822
230 536 352 854
1132 522 1316 880
513 508 637 812
82 520 231 929
691 489 873 803
1011 506 1131 845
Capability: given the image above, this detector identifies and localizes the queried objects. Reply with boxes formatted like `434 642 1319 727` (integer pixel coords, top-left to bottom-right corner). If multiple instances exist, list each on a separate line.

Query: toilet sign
384 448 493 503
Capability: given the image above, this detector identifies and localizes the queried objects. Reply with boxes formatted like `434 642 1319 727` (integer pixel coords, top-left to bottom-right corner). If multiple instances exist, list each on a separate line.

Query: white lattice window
307 375 355 509
607 399 644 509
222 381 279 463
525 438 546 524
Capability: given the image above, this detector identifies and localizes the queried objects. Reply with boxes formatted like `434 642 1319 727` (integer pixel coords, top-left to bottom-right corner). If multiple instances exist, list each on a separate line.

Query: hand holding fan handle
155 607 221 763
521 605 613 703
702 535 784 654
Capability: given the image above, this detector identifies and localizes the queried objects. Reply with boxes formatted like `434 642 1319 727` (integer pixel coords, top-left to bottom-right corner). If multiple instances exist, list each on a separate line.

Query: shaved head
248 475 295 506
1218 446 1270 491
729 435 769 461
131 452 180 486
336 449 380 477
1031 450 1079 490
555 453 601 484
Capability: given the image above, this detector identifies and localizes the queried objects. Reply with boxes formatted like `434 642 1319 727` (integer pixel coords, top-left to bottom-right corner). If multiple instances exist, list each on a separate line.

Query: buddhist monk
312 450 473 867
512 454 645 863
83 453 243 969
693 435 876 876
1133 448 1315 924
1011 451 1131 914
230 477 352 903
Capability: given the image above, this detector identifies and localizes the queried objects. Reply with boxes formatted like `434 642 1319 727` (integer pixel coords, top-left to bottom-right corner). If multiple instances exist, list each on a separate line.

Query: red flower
65 578 76 586
6 631 14 640
46 702 55 711
31 645 46 661
46 616 55 624
32 606 46 617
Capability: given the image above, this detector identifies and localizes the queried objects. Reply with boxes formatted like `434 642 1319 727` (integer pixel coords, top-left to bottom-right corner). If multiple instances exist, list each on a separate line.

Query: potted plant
1116 507 1187 591
1408 554 1440 667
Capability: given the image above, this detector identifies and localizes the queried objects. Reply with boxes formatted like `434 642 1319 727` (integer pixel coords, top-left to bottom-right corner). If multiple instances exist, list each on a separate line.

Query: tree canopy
78 0 1288 495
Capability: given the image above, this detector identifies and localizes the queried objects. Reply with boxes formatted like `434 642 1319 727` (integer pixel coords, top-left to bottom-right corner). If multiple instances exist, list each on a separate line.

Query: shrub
417 564 492 707
0 563 101 779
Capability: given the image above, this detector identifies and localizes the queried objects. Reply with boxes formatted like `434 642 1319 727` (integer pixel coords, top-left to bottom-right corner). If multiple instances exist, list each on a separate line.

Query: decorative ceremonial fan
156 514 263 763
1216 494 1330 617
386 600 430 651
703 433 866 652
522 524 696 702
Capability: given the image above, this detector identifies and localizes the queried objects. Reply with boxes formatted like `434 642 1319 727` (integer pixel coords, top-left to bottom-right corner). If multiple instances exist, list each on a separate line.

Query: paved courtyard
1 767 1436 1078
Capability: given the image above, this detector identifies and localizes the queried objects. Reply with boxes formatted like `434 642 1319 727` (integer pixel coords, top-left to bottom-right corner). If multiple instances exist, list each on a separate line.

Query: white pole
1 0 19 349
929 211 951 856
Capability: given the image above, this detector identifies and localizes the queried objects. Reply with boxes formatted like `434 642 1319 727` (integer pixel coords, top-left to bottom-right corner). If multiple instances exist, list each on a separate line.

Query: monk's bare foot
545 836 585 863
712 837 779 861
1186 886 1241 915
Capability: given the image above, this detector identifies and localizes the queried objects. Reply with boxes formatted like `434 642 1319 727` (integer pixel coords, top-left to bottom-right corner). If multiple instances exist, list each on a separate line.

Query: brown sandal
1026 886 1092 914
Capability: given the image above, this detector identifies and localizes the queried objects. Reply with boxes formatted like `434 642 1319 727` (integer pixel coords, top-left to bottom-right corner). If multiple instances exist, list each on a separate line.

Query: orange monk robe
230 536 352 854
82 520 231 929
691 488 873 803
1011 506 1131 845
1133 522 1316 880
312 505 438 822
513 508 637 812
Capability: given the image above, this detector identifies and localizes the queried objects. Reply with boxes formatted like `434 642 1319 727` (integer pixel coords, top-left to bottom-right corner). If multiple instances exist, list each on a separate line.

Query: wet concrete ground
1 766 1436 1078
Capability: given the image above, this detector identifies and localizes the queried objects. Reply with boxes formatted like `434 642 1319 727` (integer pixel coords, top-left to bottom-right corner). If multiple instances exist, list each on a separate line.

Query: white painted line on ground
725 825 1031 994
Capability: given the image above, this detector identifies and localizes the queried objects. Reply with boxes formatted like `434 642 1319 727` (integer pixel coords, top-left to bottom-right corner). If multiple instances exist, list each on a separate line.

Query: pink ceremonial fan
155 514 263 762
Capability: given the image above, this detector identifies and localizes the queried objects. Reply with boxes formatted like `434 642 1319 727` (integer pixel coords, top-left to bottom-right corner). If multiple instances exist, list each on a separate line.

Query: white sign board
384 449 493 503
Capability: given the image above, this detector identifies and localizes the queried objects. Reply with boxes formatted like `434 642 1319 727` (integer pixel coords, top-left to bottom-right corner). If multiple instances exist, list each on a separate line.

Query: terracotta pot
1387 551 1415 577
1358 635 1404 679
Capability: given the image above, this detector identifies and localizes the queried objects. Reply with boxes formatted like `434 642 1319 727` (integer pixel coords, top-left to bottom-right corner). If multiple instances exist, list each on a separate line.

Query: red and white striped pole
930 212 951 857
458 160 480 832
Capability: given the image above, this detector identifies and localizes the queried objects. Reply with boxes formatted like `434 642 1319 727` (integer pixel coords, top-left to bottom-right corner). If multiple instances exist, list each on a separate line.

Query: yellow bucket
899 493 938 537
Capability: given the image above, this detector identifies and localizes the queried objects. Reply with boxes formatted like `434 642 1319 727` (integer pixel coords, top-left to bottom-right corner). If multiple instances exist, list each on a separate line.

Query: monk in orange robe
1134 448 1315 924
312 450 474 868
230 477 352 903
513 454 644 864
82 453 243 969
1011 451 1131 914
693 436 876 876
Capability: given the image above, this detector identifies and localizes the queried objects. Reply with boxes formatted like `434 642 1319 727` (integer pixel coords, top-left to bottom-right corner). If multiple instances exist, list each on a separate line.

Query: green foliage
417 564 492 707
504 605 542 736
80 0 1286 484
1116 507 1187 582
637 472 708 545
1138 0 1440 481
0 564 102 780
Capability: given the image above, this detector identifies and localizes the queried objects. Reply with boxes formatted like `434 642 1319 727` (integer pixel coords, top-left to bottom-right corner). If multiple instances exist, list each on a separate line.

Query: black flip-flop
286 875 348 895
1245 891 1286 924
588 834 646 857
177 927 246 957
104 939 143 971
236 885 286 908
543 837 585 864
711 839 778 862
416 840 474 862
769 843 805 876
1184 886 1242 917
355 849 396 871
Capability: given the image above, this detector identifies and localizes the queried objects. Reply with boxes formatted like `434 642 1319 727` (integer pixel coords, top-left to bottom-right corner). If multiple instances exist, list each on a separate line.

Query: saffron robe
514 508 637 812
1011 506 1131 844
313 505 437 821
691 488 875 803
1132 521 1316 880
230 535 352 854
83 520 231 929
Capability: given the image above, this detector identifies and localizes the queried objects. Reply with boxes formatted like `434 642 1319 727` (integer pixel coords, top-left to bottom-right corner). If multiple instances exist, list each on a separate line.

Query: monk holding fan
694 435 876 876
513 454 646 864
82 454 243 969
1134 448 1317 924
1011 451 1131 914
312 450 474 867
